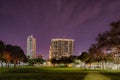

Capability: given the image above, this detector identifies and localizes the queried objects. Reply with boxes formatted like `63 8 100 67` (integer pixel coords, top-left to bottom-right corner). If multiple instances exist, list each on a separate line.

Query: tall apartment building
27 35 36 59
49 38 74 59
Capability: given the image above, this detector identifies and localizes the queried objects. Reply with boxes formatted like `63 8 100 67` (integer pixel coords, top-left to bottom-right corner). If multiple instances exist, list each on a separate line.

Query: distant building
27 35 36 59
49 38 74 59
36 54 44 59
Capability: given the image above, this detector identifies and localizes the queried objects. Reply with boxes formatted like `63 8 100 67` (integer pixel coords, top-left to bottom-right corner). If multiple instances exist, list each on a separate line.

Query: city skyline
0 0 120 58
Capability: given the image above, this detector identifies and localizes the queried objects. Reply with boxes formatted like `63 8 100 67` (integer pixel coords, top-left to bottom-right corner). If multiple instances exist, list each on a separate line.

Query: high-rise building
27 35 36 59
49 38 74 59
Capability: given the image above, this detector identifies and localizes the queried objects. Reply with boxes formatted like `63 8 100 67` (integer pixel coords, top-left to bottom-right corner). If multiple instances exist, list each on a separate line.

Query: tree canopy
88 20 120 63
96 20 120 49
0 41 26 68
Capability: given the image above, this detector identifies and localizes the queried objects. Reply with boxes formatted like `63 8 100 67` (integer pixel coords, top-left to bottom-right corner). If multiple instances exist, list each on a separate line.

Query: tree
0 41 5 68
28 59 35 66
88 20 120 69
89 44 108 69
3 45 13 68
78 52 90 63
59 57 71 64
11 46 26 68
3 45 26 68
96 20 120 52
50 56 77 66
34 58 45 65
50 58 58 65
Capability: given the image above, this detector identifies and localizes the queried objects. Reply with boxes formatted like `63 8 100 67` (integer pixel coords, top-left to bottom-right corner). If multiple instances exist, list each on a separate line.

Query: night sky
0 0 120 58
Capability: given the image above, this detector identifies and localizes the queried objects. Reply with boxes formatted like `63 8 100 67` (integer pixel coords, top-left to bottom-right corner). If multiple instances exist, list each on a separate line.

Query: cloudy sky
0 0 120 58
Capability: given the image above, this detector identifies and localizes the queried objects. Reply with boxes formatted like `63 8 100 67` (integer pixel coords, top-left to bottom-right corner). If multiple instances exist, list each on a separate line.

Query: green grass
0 66 120 80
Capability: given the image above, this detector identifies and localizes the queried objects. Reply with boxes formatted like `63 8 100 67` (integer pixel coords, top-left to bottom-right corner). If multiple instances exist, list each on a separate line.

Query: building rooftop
51 38 74 41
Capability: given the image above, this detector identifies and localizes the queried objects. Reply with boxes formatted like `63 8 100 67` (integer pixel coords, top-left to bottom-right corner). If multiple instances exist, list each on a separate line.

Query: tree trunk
14 63 16 68
101 61 105 70
7 62 9 69
0 61 3 68
5 62 7 68
14 61 17 68
18 61 20 67
1 62 3 68
90 63 92 68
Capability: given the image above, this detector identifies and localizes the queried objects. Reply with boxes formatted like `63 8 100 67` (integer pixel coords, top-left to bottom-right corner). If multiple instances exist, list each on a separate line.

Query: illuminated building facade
27 35 36 59
49 38 74 59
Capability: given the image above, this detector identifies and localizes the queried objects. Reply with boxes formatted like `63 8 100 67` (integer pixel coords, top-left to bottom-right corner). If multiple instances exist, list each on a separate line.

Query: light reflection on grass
84 73 111 80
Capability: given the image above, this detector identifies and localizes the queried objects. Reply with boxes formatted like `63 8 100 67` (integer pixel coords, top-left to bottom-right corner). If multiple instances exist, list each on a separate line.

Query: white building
27 35 36 59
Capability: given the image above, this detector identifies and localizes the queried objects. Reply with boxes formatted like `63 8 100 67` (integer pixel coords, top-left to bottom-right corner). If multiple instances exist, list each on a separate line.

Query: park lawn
0 67 120 80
